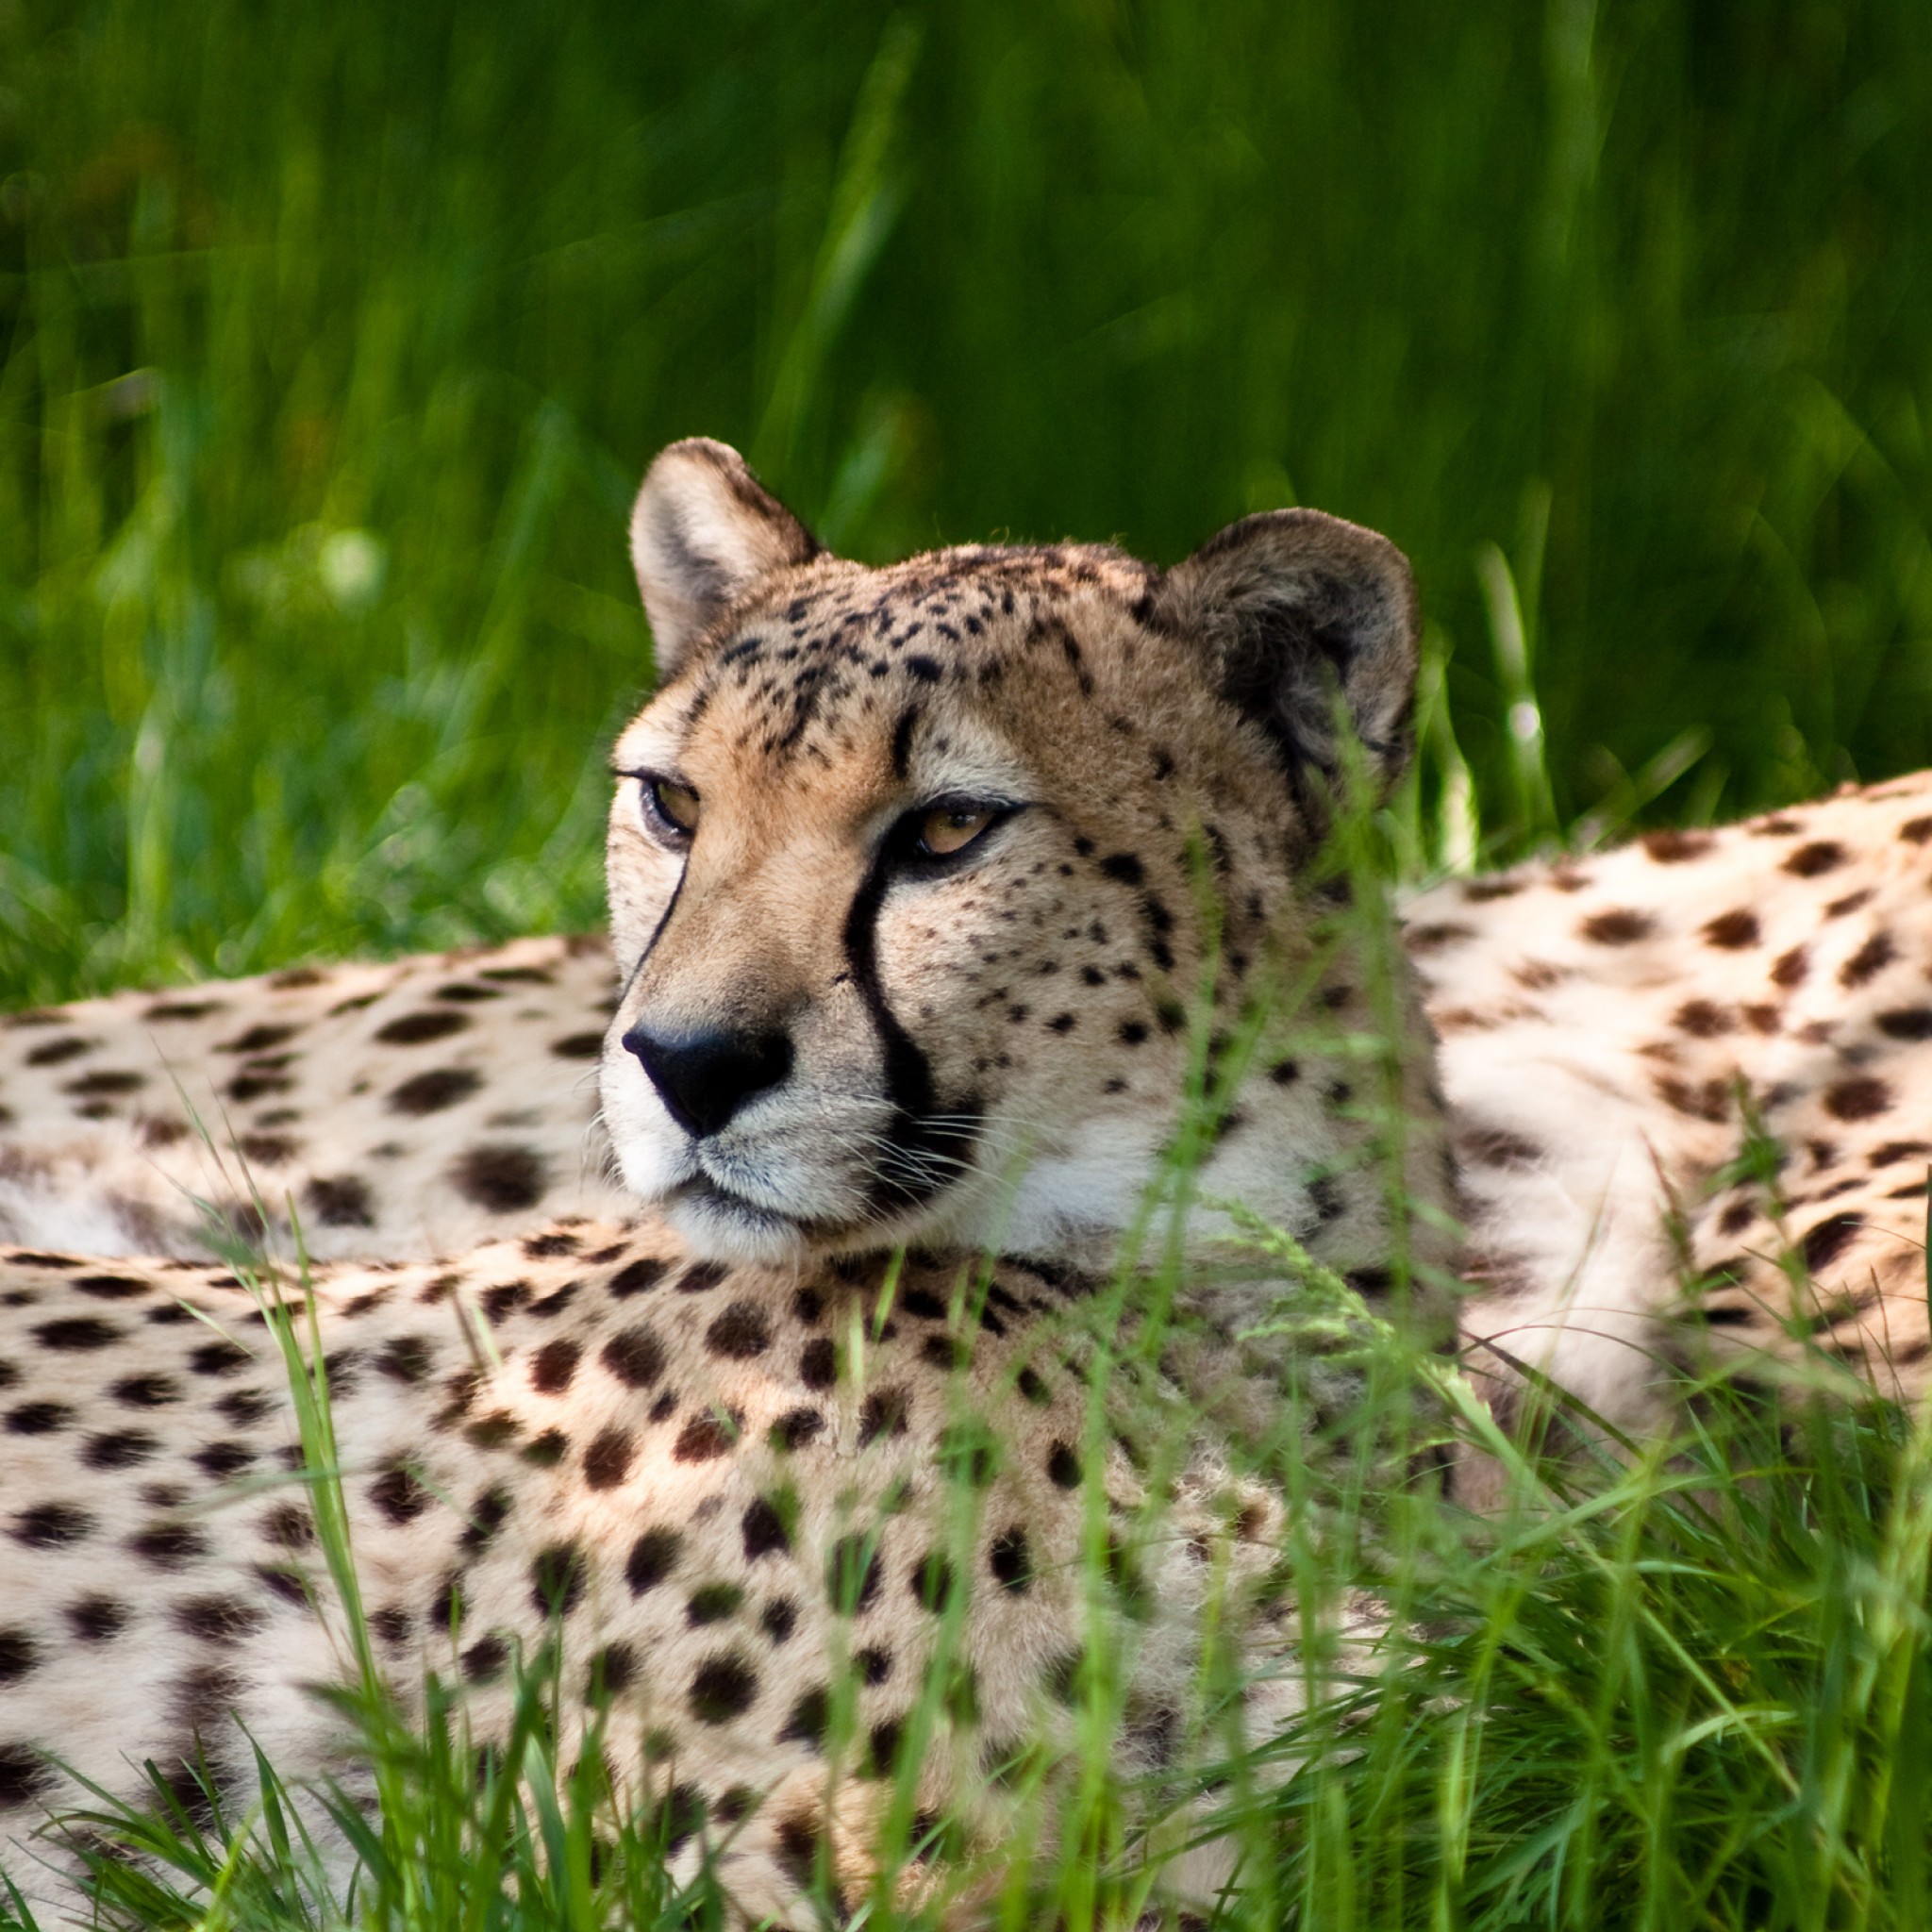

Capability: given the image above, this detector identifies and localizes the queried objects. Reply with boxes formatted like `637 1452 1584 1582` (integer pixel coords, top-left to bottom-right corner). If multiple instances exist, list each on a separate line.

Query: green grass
5 2 1932 1926
4 0 1931 1003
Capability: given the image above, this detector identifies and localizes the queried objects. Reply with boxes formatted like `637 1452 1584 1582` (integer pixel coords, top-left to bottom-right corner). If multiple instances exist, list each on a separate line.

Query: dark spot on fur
625 1527 683 1595
1783 841 1843 876
687 1582 744 1625
1801 1214 1863 1272
583 1426 636 1490
1580 909 1655 945
673 1410 741 1462
608 1257 667 1298
72 1274 148 1301
193 1441 255 1480
389 1068 482 1115
1877 1008 1932 1041
1674 1000 1733 1038
375 1010 471 1045
0 1632 35 1685
530 1338 581 1394
532 1542 588 1617
128 1522 208 1569
1840 932 1897 989
1407 922 1474 954
858 1387 910 1445
706 1301 771 1360
377 1336 434 1385
990 1527 1032 1591
688 1652 760 1724
1703 909 1760 949
827 1534 883 1614
769 1406 825 1451
306 1174 375 1227
742 1496 792 1560
32 1317 121 1352
10 1503 93 1548
778 1687 829 1750
1459 1126 1541 1168
259 1503 314 1548
173 1596 266 1641
5 1401 71 1435
460 1488 512 1553
370 1464 432 1524
587 1641 635 1700
462 1635 508 1682
600 1326 665 1389
189 1340 250 1377
25 1037 92 1066
1641 829 1714 862
110 1373 179 1407
1824 1077 1891 1122
450 1144 547 1212
65 1595 128 1642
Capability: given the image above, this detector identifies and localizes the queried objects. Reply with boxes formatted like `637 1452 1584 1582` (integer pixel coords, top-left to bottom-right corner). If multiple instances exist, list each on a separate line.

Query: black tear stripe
622 866 688 1005
841 857 980 1215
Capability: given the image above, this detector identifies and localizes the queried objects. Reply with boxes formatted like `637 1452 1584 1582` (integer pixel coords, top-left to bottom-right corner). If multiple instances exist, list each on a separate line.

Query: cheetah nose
621 1023 794 1139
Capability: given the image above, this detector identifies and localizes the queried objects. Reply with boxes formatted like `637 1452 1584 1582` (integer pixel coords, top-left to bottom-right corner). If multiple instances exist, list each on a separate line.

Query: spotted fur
0 1230 1335 1920
1409 771 1932 1443
0 441 1441 1917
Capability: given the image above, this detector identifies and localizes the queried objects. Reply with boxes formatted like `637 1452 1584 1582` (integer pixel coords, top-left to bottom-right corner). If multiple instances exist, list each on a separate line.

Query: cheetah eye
635 774 700 843
915 802 999 858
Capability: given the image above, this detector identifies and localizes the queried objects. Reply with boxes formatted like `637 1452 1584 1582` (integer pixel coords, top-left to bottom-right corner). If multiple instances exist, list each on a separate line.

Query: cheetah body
1410 769 1932 1436
0 1226 1309 1922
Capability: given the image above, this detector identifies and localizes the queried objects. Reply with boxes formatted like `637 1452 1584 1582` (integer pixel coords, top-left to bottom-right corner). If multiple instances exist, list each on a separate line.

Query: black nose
621 1023 794 1139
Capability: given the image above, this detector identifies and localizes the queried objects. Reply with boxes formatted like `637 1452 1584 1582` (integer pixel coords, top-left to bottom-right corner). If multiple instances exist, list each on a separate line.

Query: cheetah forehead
619 548 1180 790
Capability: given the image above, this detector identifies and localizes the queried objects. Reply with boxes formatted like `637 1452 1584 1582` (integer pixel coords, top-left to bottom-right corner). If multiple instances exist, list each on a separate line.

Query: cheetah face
599 440 1420 1267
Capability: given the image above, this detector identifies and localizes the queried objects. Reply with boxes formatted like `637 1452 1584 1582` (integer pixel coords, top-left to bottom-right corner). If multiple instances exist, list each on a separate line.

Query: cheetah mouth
672 1171 807 1232
669 1164 912 1258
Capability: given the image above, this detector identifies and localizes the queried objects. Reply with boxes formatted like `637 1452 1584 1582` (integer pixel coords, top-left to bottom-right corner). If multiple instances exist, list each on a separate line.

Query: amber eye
641 775 700 840
916 802 998 858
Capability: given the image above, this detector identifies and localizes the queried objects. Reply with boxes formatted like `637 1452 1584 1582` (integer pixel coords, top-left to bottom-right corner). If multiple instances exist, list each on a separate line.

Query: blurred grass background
2 0 1929 1005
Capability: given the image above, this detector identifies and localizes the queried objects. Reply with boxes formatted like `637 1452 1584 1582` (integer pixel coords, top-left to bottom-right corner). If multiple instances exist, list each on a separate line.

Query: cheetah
1 438 1927 1917
0 440 1451 1919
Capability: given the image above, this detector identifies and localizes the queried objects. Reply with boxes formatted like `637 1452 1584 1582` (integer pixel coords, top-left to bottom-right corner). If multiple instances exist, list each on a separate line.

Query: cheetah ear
629 439 824 677
1156 508 1419 801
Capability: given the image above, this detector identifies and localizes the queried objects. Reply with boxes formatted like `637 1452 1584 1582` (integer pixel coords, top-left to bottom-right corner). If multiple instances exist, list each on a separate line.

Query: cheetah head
600 439 1426 1268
